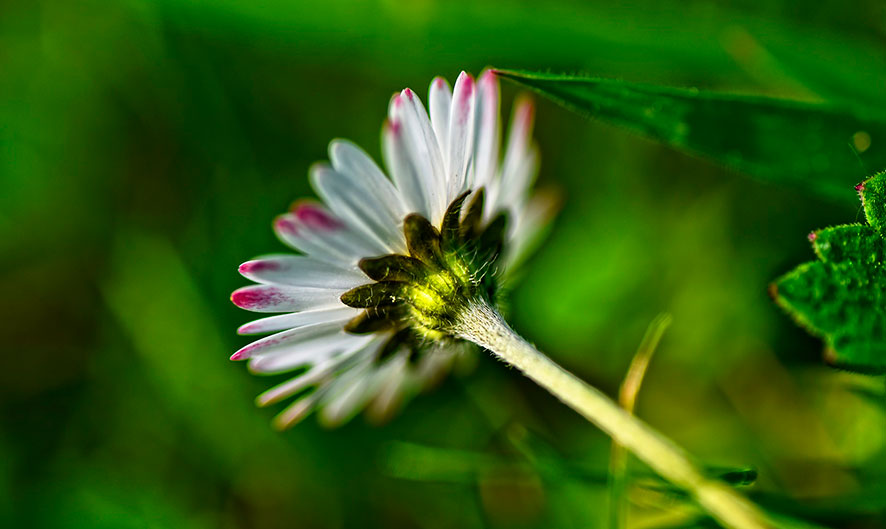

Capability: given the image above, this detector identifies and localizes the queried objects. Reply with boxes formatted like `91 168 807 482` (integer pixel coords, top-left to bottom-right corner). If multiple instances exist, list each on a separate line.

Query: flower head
232 71 554 428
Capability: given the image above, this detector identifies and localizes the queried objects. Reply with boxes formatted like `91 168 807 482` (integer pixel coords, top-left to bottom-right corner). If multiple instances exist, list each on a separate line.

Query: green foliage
860 170 886 240
7 0 886 528
495 69 885 199
772 173 886 373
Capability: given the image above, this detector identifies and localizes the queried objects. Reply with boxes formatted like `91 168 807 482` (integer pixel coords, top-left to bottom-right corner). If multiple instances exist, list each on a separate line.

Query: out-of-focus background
3 1 886 527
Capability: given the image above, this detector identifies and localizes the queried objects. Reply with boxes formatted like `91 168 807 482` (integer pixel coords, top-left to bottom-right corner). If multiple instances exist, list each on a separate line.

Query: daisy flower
232 70 553 429
229 69 777 529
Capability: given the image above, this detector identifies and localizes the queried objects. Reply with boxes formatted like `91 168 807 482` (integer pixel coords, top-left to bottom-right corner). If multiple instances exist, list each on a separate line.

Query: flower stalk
453 300 776 529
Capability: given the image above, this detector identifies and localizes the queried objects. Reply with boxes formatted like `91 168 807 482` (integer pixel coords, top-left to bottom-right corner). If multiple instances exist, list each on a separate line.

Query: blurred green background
3 0 886 527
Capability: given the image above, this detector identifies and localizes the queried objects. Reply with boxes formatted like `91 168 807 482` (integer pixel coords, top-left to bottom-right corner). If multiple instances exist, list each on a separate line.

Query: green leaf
495 69 886 199
772 224 886 373
859 170 886 240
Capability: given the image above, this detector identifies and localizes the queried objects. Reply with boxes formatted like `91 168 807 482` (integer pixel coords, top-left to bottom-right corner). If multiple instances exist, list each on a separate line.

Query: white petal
256 357 341 407
274 204 382 266
383 106 430 219
473 70 501 195
504 190 558 271
238 255 366 288
231 285 343 313
399 88 448 224
273 393 319 430
237 306 360 335
447 72 476 200
496 97 537 213
248 331 372 374
317 342 388 426
429 77 452 162
310 164 403 253
366 353 411 422
329 139 407 223
234 320 348 360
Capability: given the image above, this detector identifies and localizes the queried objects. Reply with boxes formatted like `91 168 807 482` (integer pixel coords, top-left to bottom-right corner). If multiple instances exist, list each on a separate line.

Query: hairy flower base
340 189 506 360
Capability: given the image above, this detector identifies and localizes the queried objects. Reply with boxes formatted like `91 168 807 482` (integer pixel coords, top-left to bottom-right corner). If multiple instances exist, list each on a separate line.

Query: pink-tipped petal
274 215 298 236
383 113 431 219
497 95 538 211
397 86 447 222
231 285 342 313
239 259 279 275
447 72 476 198
294 202 343 231
429 76 453 159
238 256 365 289
249 332 372 375
473 69 502 193
237 307 358 335
310 163 403 253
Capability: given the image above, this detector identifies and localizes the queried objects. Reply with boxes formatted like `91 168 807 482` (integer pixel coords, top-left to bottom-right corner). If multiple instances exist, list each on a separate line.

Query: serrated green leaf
859 170 886 239
772 224 886 373
495 69 885 199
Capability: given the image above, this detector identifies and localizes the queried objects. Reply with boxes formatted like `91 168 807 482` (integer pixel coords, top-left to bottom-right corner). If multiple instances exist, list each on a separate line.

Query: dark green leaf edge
494 68 886 200
494 69 886 117
860 169 886 240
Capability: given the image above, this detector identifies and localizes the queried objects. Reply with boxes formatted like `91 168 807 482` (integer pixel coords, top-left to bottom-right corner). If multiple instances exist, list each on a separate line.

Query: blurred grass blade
609 314 672 529
495 69 886 199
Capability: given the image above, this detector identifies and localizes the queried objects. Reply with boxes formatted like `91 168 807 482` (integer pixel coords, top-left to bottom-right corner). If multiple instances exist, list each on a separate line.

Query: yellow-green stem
453 301 774 529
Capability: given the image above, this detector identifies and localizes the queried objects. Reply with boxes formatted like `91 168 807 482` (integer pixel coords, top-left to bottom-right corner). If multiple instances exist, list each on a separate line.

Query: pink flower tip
460 73 475 94
230 350 249 361
293 202 343 231
239 260 279 276
403 88 414 100
855 182 866 192
274 215 298 235
807 232 818 242
231 288 258 309
232 286 281 310
386 118 401 135
433 77 446 89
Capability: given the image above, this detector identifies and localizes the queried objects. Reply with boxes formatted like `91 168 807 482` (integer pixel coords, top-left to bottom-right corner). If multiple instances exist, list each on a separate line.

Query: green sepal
441 191 470 252
359 254 427 283
460 189 485 241
404 214 445 268
473 212 508 268
340 281 411 308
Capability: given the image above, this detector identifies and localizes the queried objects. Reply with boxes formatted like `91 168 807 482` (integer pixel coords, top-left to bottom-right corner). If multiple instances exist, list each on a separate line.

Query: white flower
232 71 553 429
